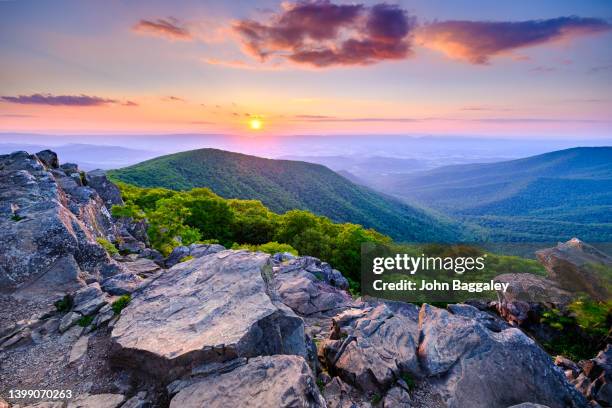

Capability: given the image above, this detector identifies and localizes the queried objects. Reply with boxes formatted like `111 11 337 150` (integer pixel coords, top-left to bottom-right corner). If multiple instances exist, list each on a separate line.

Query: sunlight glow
249 117 262 130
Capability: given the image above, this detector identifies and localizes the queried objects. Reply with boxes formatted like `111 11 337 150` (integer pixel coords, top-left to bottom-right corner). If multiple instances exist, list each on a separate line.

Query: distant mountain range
376 147 612 242
0 143 158 170
109 148 469 243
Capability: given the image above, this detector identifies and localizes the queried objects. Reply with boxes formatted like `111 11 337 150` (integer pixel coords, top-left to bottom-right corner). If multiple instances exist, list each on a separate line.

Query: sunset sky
1 0 611 138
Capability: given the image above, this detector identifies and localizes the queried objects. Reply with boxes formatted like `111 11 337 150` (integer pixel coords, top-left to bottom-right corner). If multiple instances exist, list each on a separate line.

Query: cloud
0 94 119 106
164 96 185 102
133 18 192 41
233 1 416 67
417 16 611 64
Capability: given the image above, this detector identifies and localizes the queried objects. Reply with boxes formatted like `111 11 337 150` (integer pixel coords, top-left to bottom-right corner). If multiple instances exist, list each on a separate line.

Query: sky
1 0 611 139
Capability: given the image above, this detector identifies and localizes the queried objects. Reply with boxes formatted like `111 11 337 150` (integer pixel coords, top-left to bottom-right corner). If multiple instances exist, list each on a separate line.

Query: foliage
370 393 382 405
541 299 611 360
111 183 392 286
179 255 194 263
112 295 131 315
77 315 94 327
11 214 25 221
232 241 298 256
107 148 469 243
54 295 73 312
96 237 119 256
400 373 416 391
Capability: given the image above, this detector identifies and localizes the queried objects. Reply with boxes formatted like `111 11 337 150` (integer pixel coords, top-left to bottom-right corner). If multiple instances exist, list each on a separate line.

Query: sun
249 117 262 130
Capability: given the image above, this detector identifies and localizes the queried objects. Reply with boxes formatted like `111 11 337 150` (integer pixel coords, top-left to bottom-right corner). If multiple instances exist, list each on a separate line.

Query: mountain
109 148 468 242
0 143 158 170
377 147 612 242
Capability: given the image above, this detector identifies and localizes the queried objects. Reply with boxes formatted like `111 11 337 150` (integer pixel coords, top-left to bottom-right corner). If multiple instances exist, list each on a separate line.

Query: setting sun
249 118 262 130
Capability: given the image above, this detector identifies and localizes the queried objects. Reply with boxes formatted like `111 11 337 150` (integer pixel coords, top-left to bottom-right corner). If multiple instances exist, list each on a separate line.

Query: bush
180 255 194 263
96 237 119 256
77 315 94 327
232 241 298 256
54 295 73 312
112 295 131 315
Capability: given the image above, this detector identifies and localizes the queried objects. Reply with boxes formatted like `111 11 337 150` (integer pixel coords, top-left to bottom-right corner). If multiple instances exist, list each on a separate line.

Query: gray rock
0 151 118 295
67 393 125 408
85 169 123 208
121 392 151 408
165 245 190 268
536 238 612 301
59 312 82 333
73 283 107 315
169 355 325 408
188 243 225 259
101 272 143 295
111 250 307 382
35 149 59 168
321 302 420 392
507 404 551 408
120 258 161 277
274 260 353 316
60 162 79 174
418 304 588 408
69 334 90 363
384 386 412 408
92 304 115 327
323 377 360 408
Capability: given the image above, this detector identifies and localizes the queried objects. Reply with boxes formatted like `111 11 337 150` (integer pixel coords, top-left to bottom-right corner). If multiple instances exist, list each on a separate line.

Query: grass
112 295 131 314
179 255 194 263
11 214 25 221
77 315 94 327
96 237 119 256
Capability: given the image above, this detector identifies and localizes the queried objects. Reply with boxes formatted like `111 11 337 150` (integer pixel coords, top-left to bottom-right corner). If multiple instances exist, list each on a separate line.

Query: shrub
232 241 298 256
77 315 94 327
112 295 131 315
180 255 194 263
54 295 73 312
96 237 119 256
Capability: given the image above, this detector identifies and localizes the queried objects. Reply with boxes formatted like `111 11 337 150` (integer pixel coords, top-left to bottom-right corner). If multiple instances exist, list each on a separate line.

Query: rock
188 243 225 259
418 304 588 408
555 356 581 378
273 251 297 262
277 256 349 291
165 245 190 268
59 312 82 333
447 303 508 332
321 302 420 392
507 404 551 408
384 386 412 408
111 250 307 382
73 283 107 315
69 334 90 363
18 402 65 408
101 272 143 295
121 392 151 408
35 149 59 168
273 257 353 316
0 151 118 295
84 169 123 208
60 162 79 175
67 393 125 408
169 355 325 408
536 238 612 301
92 303 115 327
120 257 161 277
323 377 360 408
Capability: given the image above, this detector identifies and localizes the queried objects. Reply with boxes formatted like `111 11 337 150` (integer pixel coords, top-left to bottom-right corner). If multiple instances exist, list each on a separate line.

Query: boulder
321 302 420 392
35 149 59 168
72 283 108 315
323 377 361 408
165 245 190 268
84 169 123 208
169 355 326 408
111 250 307 382
273 256 353 316
536 238 612 301
59 312 82 333
418 304 588 408
101 272 143 295
384 386 412 408
69 334 90 363
188 243 225 259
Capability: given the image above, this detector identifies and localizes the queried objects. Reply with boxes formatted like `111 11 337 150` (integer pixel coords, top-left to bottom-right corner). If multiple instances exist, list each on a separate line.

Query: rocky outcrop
559 345 612 407
536 238 612 301
320 302 420 392
164 243 225 268
418 304 587 408
272 255 352 317
111 250 308 382
0 151 122 295
169 355 325 408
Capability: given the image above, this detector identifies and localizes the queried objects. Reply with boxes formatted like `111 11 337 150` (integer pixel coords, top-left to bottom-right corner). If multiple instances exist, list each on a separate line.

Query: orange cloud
133 18 192 41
